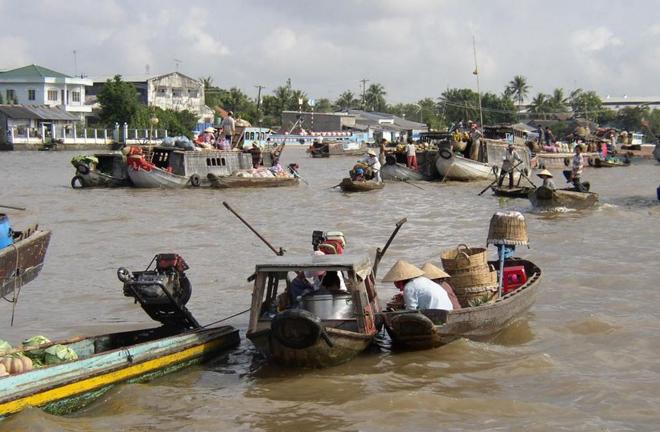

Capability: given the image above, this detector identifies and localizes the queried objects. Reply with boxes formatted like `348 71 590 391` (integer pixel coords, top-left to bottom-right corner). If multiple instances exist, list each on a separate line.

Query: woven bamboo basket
455 285 498 308
449 265 498 290
486 211 528 246
441 244 488 272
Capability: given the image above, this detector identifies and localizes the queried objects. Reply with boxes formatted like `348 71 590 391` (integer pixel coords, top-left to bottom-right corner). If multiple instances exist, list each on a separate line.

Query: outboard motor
118 254 199 329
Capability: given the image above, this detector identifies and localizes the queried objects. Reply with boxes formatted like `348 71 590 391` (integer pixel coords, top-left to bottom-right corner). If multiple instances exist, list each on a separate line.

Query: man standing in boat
382 260 453 311
497 142 522 189
405 141 418 170
221 111 236 147
569 145 587 192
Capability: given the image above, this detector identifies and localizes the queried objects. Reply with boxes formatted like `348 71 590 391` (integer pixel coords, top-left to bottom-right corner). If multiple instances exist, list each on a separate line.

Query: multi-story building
0 64 92 121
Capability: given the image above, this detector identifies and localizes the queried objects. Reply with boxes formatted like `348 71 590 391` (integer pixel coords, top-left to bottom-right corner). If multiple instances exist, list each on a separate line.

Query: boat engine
118 254 199 329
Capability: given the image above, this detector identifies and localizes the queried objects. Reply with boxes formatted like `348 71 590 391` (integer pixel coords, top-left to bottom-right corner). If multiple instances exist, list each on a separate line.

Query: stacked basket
441 244 497 307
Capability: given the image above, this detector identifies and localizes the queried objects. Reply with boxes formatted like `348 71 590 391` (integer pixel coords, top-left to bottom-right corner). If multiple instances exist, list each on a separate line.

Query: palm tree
199 76 214 90
548 88 569 112
364 83 387 112
334 91 357 111
529 93 550 120
505 75 530 112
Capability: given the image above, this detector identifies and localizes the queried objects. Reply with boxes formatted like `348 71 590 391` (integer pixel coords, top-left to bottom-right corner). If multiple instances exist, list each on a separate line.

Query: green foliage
313 98 333 113
364 83 387 112
505 75 530 108
97 75 141 126
334 90 359 111
615 106 650 132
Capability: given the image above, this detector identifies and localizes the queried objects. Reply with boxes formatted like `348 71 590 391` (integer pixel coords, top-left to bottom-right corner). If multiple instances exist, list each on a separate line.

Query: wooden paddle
0 205 26 211
373 218 407 278
478 161 523 196
394 176 425 190
223 201 284 257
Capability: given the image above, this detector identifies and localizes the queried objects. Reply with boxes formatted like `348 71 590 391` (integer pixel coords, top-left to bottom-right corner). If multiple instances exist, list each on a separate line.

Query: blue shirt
403 276 454 311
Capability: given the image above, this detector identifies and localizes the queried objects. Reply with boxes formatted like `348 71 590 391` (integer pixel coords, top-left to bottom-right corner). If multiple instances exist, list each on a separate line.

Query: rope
198 307 251 330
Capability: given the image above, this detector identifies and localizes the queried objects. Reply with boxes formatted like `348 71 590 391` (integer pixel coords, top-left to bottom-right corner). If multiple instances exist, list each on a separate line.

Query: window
28 89 36 101
6 89 15 102
71 91 81 102
172 88 183 98
188 89 198 98
47 90 58 101
157 87 167 95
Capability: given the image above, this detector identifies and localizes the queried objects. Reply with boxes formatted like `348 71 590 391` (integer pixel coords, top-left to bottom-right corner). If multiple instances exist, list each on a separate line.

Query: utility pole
360 78 369 110
472 35 484 128
255 84 265 128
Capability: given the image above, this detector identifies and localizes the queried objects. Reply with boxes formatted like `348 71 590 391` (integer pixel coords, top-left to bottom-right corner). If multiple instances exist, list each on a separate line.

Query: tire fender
439 148 452 160
71 175 85 189
271 309 323 349
189 174 201 187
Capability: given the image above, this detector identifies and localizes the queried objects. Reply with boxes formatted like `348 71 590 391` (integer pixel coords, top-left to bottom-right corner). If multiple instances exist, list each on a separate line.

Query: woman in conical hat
382 260 453 311
421 263 461 310
536 168 556 190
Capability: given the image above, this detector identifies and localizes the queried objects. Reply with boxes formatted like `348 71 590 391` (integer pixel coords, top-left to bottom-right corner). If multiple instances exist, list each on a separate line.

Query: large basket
455 285 498 308
487 211 528 246
450 265 498 290
441 244 488 273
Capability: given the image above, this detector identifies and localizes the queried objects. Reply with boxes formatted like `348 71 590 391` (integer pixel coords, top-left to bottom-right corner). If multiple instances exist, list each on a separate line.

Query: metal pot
301 293 354 320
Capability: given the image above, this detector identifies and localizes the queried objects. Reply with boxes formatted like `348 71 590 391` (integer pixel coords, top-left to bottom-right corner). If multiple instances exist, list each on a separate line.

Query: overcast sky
1 0 658 103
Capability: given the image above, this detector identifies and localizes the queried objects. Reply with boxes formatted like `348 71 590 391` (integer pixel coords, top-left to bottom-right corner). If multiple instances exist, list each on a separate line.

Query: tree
364 83 387 112
528 93 551 119
439 88 480 125
505 75 530 112
481 92 516 124
334 90 358 111
616 106 650 131
313 98 333 113
547 88 569 112
97 75 141 126
199 76 214 90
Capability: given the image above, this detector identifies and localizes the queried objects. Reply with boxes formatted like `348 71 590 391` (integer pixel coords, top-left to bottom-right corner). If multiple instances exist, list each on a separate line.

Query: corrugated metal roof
0 104 78 120
0 64 70 79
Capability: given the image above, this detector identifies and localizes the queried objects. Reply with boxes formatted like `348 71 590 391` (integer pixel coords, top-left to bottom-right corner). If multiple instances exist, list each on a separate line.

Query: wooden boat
246 254 381 368
435 148 496 181
592 157 630 168
491 185 535 198
339 177 384 192
536 151 599 169
384 259 542 350
528 186 598 209
0 225 51 299
127 147 253 188
70 153 131 189
381 160 428 182
207 172 299 188
0 325 239 417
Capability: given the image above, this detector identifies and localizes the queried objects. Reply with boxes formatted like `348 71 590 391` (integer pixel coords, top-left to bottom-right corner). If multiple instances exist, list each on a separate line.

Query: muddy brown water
1 148 659 431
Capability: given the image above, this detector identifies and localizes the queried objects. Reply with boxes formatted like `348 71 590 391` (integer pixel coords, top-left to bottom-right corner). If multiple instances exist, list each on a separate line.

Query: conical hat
367 149 377 156
537 169 553 178
421 262 450 280
382 260 425 282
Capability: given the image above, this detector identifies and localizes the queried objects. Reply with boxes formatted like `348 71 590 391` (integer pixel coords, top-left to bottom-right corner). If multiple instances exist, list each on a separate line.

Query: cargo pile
441 244 498 307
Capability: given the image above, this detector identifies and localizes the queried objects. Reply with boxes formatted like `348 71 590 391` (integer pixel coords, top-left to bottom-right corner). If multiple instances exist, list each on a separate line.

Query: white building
88 72 213 123
0 64 92 121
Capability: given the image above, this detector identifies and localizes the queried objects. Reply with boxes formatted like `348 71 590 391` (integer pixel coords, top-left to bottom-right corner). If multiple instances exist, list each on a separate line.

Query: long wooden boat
528 186 598 209
0 227 51 298
435 149 495 181
384 259 541 351
207 173 299 188
0 325 239 417
247 254 381 368
535 151 599 169
491 185 535 198
70 153 131 189
592 157 630 168
339 178 384 192
128 165 190 188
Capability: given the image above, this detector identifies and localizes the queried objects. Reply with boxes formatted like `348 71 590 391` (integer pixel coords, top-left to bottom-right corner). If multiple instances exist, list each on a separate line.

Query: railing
7 123 169 146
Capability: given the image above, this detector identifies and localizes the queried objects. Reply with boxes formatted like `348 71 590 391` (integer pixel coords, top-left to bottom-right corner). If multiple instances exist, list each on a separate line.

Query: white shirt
403 276 454 311
406 143 416 157
360 155 381 172
221 116 235 135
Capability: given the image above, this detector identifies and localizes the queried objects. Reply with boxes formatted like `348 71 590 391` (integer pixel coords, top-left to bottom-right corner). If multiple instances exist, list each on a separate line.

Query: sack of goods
441 244 498 307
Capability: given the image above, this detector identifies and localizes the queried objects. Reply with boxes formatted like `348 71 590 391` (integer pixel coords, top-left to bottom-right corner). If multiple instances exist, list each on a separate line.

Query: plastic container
0 214 13 249
502 265 527 294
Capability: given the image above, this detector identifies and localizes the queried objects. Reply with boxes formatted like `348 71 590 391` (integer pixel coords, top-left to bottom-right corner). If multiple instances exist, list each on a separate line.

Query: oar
373 218 407 278
394 177 425 191
222 201 284 256
288 164 309 185
478 161 523 196
0 205 26 211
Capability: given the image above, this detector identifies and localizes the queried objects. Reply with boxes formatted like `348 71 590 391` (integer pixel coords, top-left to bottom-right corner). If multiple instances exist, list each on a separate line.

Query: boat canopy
254 254 372 280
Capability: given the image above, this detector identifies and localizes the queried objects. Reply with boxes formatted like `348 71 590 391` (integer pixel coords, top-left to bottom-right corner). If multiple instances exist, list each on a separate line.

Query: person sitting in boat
382 260 453 311
421 262 461 310
358 149 382 182
536 169 556 190
351 167 366 181
497 142 523 189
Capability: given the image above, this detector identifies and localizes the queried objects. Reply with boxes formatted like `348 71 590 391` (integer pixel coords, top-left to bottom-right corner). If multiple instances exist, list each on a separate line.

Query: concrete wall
147 73 204 114
281 112 348 132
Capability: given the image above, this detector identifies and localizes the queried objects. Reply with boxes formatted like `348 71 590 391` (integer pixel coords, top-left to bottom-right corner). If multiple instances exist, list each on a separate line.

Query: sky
1 0 659 103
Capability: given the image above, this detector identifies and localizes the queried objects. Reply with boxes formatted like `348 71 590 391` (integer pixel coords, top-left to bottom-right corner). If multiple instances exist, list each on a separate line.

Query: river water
1 147 659 431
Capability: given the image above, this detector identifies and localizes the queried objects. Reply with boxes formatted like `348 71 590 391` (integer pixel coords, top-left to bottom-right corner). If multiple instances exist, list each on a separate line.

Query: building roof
346 109 428 131
0 64 71 79
0 104 79 121
89 71 201 85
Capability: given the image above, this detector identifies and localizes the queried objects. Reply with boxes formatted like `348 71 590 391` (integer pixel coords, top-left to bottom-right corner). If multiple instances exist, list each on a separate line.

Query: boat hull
381 162 427 181
248 327 374 368
0 325 239 417
208 173 299 188
339 178 384 192
0 229 51 298
529 186 598 209
435 151 495 181
71 170 130 188
128 166 190 188
592 158 630 168
491 186 534 198
385 259 542 351
536 152 599 169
